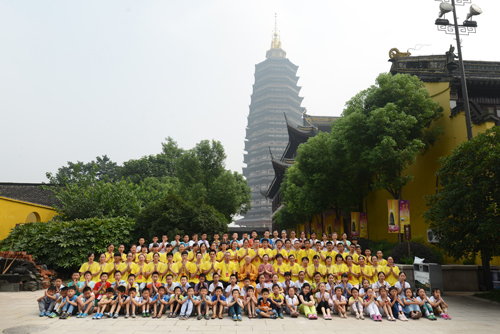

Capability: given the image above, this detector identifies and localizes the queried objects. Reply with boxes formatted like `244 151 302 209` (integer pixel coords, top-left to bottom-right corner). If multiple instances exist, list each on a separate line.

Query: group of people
37 229 451 322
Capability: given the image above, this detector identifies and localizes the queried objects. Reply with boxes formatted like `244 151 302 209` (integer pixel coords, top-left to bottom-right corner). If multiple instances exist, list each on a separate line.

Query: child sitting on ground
137 288 151 317
315 282 332 320
195 286 211 320
168 286 184 318
76 286 94 318
227 288 244 321
93 287 114 319
256 288 276 319
50 287 68 317
59 286 78 319
151 286 169 319
429 288 451 319
363 287 382 321
109 285 128 318
331 286 347 319
125 287 140 318
388 286 408 321
416 288 437 321
37 286 59 317
298 283 317 320
270 284 285 319
348 287 364 320
377 286 396 321
285 286 299 318
243 286 257 318
402 288 421 320
210 286 227 319
179 286 196 320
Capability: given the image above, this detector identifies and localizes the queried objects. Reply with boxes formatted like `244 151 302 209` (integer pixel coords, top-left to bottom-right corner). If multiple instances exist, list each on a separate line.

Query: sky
1 0 498 183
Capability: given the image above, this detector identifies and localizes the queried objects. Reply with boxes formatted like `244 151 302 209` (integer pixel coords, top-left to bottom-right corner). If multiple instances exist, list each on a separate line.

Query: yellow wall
0 197 57 240
365 82 499 265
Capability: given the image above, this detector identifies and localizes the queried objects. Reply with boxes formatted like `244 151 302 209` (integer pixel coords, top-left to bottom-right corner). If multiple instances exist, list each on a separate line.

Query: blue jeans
62 302 75 315
256 308 277 317
180 299 193 317
229 303 241 317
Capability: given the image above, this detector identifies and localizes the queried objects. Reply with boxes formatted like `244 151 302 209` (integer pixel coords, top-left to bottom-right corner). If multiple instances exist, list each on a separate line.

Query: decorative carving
389 48 411 59
437 24 476 35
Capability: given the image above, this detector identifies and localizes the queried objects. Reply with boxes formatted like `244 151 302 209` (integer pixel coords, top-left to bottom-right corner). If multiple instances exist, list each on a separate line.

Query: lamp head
439 3 454 18
466 4 482 20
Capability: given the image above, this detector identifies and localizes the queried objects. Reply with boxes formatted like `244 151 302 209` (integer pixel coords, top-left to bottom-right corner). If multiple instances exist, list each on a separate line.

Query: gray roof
0 183 60 208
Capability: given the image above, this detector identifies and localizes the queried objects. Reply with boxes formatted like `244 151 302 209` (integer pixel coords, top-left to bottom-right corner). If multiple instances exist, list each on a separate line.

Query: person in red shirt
93 272 111 305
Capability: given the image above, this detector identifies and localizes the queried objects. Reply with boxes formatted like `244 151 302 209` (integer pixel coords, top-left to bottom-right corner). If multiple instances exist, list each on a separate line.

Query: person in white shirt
271 230 280 249
197 233 210 248
310 232 319 252
148 236 159 252
289 231 298 245
394 272 411 299
285 287 300 317
188 234 199 250
208 273 223 297
224 275 240 303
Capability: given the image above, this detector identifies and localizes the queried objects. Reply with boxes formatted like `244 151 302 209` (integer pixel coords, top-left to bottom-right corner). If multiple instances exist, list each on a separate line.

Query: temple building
262 113 339 216
237 19 304 231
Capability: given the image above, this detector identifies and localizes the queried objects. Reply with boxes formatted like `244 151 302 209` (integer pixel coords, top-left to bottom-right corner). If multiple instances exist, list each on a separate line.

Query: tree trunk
481 254 493 291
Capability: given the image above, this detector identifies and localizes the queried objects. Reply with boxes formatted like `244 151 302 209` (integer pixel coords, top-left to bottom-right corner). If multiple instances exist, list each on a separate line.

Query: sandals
211 313 217 319
218 314 223 319
204 314 210 320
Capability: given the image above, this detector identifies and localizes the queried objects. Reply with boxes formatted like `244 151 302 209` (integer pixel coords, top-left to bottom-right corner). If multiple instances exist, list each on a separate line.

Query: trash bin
413 263 444 296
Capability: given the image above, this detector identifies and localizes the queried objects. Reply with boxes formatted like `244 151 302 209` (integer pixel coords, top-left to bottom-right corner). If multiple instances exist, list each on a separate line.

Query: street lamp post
435 0 482 141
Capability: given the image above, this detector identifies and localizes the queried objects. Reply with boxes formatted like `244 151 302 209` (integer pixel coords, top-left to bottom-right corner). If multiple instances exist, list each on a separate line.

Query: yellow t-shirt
146 262 164 283
103 262 121 283
307 264 327 281
147 252 167 264
132 263 148 283
321 250 337 266
371 265 386 284
346 253 359 263
92 263 107 283
273 262 289 283
78 262 99 282
187 251 197 263
273 248 288 262
324 265 338 280
377 259 388 267
346 264 361 286
135 253 148 263
219 261 236 283
216 251 226 262
173 252 183 264
271 293 284 303
384 265 400 286
358 265 375 285
174 262 191 283
104 252 115 264
334 263 349 278
238 248 256 267
160 262 178 283
117 261 138 282
202 261 220 281
288 263 302 278
228 249 240 271
298 249 315 264
189 262 204 284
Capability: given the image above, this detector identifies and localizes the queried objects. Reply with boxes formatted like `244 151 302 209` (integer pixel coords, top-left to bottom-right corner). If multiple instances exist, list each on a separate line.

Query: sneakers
113 313 118 319
125 313 129 319
59 312 70 320
131 313 136 318
377 315 382 321
82 313 88 318
233 315 237 321
197 314 203 320
39 311 46 317
76 312 83 318
278 313 284 319
49 312 58 318
237 315 242 321
355 313 360 320
360 314 365 320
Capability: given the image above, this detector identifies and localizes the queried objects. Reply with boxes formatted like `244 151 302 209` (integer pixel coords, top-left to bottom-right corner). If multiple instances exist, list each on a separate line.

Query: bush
0 217 135 274
390 242 439 264
134 193 228 240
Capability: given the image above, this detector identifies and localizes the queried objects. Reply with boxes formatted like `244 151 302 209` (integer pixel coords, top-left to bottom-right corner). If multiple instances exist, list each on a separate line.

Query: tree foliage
134 193 228 241
424 127 500 289
339 73 444 199
0 217 135 272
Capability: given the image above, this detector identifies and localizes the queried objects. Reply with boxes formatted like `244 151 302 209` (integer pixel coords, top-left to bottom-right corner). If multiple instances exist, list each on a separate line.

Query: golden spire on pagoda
270 13 282 49
266 13 286 59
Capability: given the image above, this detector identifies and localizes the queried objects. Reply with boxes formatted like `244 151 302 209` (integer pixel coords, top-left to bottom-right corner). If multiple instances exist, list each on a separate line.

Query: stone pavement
1 292 500 334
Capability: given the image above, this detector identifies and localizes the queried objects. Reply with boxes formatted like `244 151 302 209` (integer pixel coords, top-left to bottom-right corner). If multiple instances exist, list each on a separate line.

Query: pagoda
237 16 304 230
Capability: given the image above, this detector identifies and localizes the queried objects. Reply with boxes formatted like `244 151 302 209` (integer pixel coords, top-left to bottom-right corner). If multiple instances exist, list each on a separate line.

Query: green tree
135 193 228 240
177 140 251 222
54 155 120 183
45 168 143 221
424 127 500 291
120 137 183 183
341 73 444 200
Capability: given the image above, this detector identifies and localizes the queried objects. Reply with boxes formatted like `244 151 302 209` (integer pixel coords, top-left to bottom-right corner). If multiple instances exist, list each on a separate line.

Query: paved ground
1 292 500 334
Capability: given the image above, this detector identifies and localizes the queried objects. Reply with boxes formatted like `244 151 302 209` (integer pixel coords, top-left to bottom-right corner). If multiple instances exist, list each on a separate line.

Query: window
25 212 41 223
